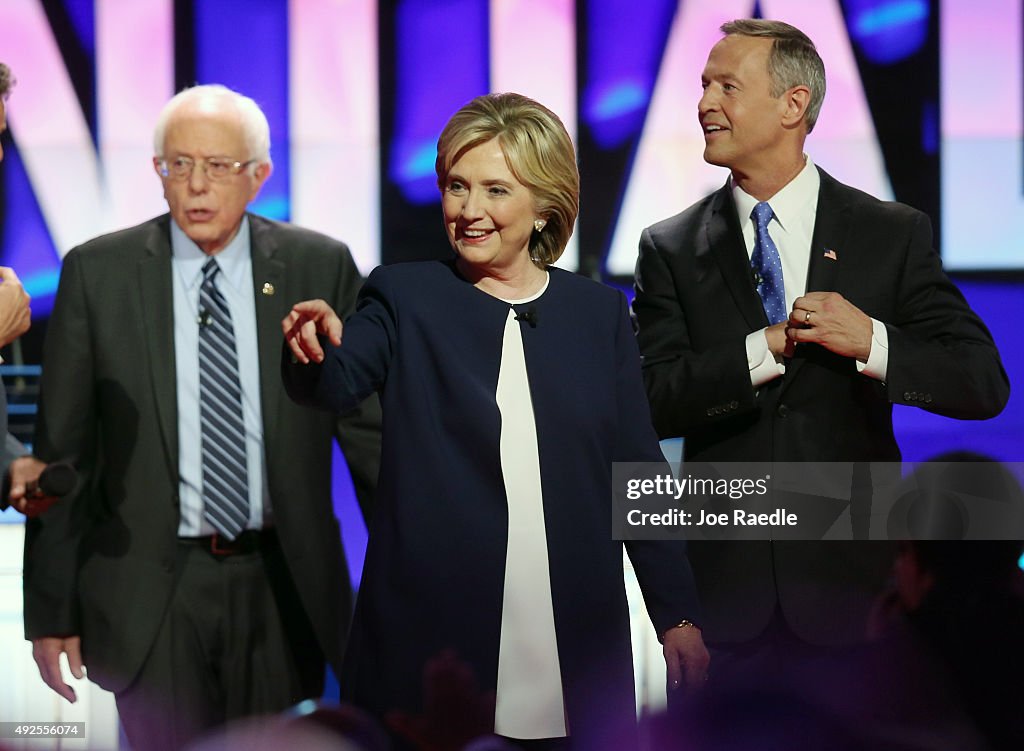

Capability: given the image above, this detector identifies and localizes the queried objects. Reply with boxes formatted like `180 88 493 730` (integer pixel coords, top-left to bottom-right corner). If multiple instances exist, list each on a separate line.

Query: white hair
152 84 272 166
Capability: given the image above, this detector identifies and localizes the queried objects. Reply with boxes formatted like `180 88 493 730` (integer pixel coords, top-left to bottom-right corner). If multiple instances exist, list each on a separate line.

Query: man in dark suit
23 84 381 750
632 20 1008 666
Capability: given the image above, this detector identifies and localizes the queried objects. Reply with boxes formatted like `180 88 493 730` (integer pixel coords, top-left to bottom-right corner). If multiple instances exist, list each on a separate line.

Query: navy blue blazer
286 260 700 744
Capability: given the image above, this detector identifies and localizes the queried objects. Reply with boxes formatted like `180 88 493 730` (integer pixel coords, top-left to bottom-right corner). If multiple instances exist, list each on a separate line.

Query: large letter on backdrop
97 0 175 231
290 0 380 274
490 0 579 270
0 0 172 260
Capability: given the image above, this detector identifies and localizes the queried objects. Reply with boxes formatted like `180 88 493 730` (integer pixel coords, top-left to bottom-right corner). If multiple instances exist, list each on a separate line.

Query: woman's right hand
282 299 343 364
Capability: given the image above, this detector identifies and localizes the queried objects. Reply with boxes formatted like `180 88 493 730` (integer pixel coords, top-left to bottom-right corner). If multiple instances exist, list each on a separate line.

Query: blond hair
436 93 579 268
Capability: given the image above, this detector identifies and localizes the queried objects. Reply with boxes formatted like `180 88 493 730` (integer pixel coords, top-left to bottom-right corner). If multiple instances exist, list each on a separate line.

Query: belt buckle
209 532 241 557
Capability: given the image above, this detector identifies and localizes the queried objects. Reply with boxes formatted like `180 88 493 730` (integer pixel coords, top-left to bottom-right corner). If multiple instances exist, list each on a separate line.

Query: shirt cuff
856 318 889 382
747 329 786 388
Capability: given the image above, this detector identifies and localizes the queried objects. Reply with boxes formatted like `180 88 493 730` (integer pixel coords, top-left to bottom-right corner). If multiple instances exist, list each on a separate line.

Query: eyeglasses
157 156 257 181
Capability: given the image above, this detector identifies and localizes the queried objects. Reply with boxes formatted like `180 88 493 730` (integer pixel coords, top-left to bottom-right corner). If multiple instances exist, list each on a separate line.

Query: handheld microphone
25 462 78 498
515 306 538 328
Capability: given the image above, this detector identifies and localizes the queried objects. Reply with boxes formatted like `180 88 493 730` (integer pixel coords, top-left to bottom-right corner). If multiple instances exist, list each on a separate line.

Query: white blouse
493 274 567 739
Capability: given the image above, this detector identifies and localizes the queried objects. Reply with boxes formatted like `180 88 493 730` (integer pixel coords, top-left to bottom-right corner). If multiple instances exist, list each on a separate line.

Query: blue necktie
750 202 787 325
198 259 249 540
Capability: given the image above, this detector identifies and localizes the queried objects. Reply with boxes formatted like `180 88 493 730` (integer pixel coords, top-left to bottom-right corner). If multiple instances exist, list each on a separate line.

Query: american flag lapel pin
823 248 838 261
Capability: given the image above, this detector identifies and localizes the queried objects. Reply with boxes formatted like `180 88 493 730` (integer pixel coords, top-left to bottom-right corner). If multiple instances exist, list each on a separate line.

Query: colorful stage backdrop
0 0 1021 552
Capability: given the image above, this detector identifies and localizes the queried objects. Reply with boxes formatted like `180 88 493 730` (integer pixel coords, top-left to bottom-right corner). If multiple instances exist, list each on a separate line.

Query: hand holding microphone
4 457 78 517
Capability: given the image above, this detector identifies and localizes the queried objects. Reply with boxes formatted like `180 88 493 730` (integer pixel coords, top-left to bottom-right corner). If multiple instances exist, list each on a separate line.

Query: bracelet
661 619 701 643
672 619 700 631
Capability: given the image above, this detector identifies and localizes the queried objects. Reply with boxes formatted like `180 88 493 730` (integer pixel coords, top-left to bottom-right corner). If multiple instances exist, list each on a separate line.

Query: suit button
924 394 932 403
777 404 789 417
161 560 173 574
729 400 739 410
706 408 714 417
903 392 911 400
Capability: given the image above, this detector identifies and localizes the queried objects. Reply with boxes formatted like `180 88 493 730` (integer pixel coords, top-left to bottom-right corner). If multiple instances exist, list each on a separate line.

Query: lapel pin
262 282 275 296
823 249 838 261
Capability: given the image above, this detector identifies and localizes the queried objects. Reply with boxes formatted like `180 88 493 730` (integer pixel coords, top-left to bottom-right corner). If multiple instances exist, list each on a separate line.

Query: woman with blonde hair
283 92 707 749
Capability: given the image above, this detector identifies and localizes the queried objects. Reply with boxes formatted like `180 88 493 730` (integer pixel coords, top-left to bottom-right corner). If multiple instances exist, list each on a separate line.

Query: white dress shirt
171 218 271 536
733 157 889 387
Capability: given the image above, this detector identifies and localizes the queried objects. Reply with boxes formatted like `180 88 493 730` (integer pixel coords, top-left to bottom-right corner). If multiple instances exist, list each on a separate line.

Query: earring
534 219 546 233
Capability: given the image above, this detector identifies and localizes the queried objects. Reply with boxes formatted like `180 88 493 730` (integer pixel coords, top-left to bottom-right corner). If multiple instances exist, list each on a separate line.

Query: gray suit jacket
23 213 381 692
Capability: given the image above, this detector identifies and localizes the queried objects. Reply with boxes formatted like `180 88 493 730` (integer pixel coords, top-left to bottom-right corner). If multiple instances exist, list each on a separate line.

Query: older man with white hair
23 84 381 750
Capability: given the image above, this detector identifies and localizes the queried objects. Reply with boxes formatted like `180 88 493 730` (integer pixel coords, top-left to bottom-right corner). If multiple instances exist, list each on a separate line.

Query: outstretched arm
282 299 343 364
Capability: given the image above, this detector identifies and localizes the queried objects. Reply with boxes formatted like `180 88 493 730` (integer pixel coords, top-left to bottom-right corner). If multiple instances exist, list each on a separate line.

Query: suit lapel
804 169 849 295
249 215 288 446
783 168 853 390
707 183 767 331
137 217 179 479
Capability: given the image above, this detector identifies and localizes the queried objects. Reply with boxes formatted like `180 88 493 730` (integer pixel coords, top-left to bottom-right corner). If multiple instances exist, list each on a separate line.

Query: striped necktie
750 201 787 325
198 258 249 540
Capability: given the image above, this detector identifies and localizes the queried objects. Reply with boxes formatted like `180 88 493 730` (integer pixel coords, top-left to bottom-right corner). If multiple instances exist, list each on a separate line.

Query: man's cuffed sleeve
747 328 786 387
855 317 889 382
